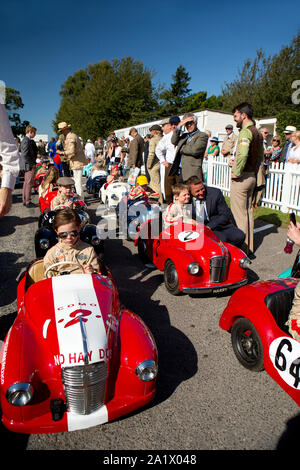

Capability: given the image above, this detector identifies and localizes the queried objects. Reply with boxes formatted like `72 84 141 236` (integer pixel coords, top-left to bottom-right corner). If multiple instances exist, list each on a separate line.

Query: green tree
159 65 191 116
54 57 159 140
220 31 300 117
5 88 29 136
185 91 223 112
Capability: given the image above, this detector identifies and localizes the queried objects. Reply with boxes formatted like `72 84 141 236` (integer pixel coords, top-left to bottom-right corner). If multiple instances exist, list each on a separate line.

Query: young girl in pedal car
43 208 99 277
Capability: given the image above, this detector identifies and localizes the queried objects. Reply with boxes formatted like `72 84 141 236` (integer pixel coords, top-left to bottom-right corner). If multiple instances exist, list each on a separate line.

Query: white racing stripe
52 274 108 367
52 274 110 431
68 405 108 432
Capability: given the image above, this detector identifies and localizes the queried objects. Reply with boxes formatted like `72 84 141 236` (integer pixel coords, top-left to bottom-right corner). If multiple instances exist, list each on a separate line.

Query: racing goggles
58 230 79 239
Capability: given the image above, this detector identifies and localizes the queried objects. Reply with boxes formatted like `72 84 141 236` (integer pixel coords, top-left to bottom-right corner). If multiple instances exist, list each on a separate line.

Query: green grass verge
224 196 300 228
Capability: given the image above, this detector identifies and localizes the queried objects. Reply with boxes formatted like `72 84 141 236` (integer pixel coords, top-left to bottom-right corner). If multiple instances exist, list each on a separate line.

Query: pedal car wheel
164 259 181 296
137 237 149 263
231 318 264 371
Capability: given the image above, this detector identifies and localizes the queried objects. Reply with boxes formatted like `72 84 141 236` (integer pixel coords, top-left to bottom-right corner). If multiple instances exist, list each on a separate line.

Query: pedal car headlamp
40 238 50 249
91 235 101 246
111 193 118 200
6 383 33 406
239 257 252 269
135 360 158 382
187 262 200 275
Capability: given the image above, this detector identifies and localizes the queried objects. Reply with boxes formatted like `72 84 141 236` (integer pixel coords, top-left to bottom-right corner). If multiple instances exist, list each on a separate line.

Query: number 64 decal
269 337 300 389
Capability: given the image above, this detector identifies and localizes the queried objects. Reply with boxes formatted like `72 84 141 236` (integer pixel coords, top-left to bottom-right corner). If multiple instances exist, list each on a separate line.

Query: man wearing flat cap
169 112 208 182
147 124 163 201
56 122 88 199
221 124 237 158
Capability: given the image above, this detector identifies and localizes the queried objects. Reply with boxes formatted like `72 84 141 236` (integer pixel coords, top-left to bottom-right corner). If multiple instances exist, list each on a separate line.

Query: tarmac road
0 185 299 451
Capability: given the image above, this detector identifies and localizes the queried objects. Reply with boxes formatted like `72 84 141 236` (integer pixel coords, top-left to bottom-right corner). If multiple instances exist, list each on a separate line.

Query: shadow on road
0 420 29 450
0 252 28 308
276 413 300 449
0 215 38 237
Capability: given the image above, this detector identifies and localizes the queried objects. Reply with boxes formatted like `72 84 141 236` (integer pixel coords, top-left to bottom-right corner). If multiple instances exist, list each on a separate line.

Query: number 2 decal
269 337 300 389
178 231 200 243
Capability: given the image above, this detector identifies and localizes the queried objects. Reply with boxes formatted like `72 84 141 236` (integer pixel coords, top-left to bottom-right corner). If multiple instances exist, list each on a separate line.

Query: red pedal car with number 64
219 277 300 406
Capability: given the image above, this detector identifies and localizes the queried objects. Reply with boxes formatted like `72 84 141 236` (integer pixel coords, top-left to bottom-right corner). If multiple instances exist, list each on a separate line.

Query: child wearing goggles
43 208 99 277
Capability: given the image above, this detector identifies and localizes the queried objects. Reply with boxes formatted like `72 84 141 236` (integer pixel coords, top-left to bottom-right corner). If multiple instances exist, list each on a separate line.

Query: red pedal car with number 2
0 260 158 434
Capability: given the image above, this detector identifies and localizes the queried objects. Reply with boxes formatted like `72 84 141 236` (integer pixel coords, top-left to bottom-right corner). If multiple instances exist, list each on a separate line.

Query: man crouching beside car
186 176 246 249
285 221 300 341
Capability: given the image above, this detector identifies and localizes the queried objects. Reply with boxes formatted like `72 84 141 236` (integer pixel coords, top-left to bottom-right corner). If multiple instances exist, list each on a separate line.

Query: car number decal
269 336 300 389
178 231 199 242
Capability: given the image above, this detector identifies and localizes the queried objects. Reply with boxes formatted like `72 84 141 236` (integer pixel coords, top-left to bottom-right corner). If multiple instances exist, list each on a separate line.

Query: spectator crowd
1 103 300 259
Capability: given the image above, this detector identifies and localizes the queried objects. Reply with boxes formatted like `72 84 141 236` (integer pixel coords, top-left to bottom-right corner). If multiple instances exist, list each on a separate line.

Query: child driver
163 183 195 228
44 208 99 277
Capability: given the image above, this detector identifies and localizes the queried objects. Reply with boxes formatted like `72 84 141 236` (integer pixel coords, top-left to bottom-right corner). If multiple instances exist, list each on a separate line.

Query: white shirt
85 142 95 162
155 132 176 164
0 104 20 189
287 145 300 162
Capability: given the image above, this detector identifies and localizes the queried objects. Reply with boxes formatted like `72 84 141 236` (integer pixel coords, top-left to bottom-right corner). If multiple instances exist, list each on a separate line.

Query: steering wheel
45 261 84 278
53 204 70 211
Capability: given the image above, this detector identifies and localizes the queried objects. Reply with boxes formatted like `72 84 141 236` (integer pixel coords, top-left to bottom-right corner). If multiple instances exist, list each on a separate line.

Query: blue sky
1 0 299 138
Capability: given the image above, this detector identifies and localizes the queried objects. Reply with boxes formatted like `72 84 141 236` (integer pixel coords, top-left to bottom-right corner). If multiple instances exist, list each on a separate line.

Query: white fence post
280 170 292 213
205 157 300 216
206 157 213 186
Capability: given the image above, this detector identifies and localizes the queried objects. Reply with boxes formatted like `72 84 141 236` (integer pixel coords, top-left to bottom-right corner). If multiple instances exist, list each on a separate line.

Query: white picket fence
203 156 300 215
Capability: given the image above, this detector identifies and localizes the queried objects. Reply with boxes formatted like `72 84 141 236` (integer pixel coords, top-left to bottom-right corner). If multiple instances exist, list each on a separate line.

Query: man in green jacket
230 102 263 256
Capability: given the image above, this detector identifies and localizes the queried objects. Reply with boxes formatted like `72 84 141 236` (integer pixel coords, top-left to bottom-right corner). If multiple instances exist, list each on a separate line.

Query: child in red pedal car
163 183 195 228
43 208 99 277
50 176 86 211
129 175 159 201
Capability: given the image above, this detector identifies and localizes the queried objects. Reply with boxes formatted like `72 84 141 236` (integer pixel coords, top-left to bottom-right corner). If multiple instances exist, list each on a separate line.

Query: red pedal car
135 220 250 295
219 277 300 406
0 261 158 434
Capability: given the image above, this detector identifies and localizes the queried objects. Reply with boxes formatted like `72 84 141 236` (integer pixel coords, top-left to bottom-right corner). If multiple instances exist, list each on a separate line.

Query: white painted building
114 109 277 145
34 134 48 143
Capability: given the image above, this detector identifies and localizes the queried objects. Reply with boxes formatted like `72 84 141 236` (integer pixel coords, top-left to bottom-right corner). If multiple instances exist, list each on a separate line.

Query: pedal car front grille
62 362 108 415
210 256 227 283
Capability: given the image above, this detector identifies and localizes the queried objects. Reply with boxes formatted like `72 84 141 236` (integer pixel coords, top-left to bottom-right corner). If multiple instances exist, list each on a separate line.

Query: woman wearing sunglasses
43 208 99 277
264 135 282 165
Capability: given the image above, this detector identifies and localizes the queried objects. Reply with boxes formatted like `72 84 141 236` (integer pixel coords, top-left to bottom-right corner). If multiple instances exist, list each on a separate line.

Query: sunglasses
272 139 280 142
58 230 79 239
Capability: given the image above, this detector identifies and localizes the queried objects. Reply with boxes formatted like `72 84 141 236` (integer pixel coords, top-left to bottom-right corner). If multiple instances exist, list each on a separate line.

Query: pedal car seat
264 286 295 334
25 259 45 289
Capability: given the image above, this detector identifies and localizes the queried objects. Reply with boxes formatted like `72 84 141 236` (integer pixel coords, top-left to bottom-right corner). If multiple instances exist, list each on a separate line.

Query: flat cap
149 124 162 132
169 115 181 125
57 177 75 186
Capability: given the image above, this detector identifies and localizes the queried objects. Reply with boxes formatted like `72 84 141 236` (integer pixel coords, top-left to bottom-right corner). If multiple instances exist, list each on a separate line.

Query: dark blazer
190 185 245 248
169 128 208 181
191 186 235 230
127 134 144 168
21 135 38 170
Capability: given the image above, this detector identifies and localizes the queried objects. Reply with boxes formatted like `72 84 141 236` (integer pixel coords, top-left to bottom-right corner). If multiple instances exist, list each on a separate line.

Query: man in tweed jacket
169 113 208 182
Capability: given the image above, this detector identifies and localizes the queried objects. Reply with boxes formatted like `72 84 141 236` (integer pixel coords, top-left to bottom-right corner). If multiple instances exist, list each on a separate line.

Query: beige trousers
230 174 256 253
72 168 83 198
148 163 162 203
